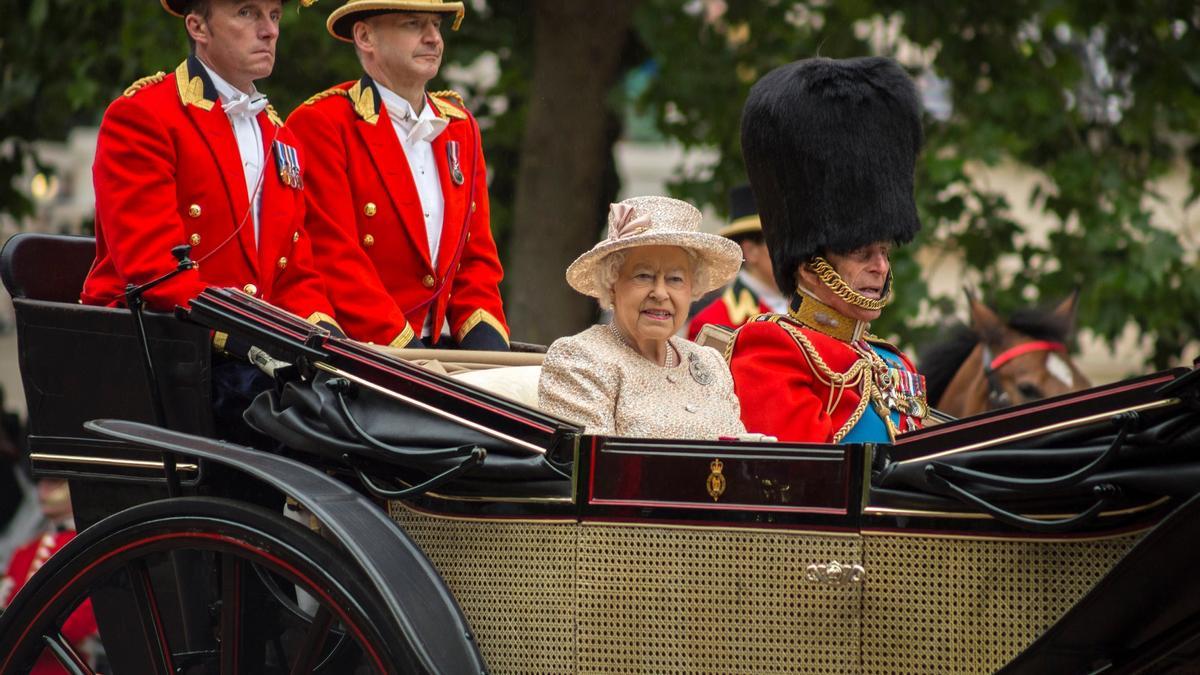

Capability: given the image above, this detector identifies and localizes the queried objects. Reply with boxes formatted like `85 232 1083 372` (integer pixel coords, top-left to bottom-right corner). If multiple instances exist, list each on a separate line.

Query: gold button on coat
422 274 436 288
188 204 202 218
470 200 476 214
277 257 287 270
243 283 258 296
292 231 300 243
362 234 375 247
363 202 377 217
189 233 201 246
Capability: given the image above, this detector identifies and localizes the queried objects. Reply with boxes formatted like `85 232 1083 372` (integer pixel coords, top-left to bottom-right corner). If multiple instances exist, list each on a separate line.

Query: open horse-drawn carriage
1 232 1199 674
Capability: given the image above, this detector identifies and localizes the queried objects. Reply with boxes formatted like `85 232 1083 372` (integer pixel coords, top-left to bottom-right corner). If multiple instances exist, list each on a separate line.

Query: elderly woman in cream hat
538 196 747 439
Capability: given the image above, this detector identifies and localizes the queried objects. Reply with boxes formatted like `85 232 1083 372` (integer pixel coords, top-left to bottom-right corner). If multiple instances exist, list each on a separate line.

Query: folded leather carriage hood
872 406 1200 525
245 370 571 499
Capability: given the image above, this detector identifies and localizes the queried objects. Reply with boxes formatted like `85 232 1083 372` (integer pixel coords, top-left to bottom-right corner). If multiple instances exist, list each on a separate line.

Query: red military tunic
728 311 927 443
1 530 99 674
81 57 336 326
287 76 508 348
687 274 772 340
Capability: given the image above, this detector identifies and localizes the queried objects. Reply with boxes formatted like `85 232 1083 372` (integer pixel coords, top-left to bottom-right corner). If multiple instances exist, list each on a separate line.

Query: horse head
921 289 1091 418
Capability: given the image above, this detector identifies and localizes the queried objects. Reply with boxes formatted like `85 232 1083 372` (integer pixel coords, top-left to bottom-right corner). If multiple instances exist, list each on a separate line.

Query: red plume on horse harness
981 340 1068 407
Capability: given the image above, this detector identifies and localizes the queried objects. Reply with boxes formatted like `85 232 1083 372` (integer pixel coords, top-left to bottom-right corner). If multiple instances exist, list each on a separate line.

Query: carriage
1 231 1198 674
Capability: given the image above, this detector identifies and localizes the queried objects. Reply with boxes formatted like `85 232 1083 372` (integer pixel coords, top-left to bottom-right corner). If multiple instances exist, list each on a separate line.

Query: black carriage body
3 232 1200 673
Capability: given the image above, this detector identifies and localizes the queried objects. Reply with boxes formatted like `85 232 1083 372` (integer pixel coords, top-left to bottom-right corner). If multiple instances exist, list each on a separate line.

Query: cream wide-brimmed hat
327 0 465 42
565 196 743 299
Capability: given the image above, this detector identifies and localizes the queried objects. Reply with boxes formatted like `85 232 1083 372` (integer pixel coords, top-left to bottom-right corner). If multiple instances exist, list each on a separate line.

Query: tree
4 1 1198 368
636 1 1200 369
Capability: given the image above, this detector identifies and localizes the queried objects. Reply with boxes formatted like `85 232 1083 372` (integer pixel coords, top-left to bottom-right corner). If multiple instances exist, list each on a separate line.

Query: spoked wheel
0 497 411 674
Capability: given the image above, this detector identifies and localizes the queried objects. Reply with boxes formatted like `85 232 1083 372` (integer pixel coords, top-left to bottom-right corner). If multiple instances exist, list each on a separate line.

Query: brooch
688 352 713 386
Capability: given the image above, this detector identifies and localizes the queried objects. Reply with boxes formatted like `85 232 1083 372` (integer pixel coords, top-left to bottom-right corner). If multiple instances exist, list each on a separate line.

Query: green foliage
4 1 1198 368
636 1 1200 368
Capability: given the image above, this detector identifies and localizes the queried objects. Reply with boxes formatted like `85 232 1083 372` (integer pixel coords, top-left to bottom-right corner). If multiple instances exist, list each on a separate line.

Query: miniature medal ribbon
447 140 465 185
272 141 303 190
608 204 651 240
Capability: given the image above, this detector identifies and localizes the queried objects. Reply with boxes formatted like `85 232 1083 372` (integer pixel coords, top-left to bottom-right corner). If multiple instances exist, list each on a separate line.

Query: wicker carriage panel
390 504 578 674
861 532 1143 674
576 524 863 674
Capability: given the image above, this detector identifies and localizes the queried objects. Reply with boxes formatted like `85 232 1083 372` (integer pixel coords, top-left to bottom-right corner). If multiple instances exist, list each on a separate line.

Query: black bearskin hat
740 56 924 294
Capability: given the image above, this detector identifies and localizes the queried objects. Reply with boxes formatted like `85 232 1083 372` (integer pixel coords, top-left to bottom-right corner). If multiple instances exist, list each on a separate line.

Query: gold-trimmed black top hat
327 0 465 42
716 184 761 240
160 0 316 17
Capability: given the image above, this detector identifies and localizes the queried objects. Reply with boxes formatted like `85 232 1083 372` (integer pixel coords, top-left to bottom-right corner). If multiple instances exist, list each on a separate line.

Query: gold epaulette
303 87 349 106
123 71 167 98
266 104 283 127
429 90 468 120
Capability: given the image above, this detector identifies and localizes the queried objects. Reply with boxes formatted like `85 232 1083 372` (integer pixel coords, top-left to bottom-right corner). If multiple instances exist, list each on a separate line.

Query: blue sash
841 345 908 444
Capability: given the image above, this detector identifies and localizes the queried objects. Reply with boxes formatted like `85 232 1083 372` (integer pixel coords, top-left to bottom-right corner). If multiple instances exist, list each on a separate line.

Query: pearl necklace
608 321 676 368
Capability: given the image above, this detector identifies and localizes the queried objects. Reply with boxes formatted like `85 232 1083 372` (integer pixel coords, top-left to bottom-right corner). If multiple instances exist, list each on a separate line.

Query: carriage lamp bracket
925 410 1140 494
124 243 197 498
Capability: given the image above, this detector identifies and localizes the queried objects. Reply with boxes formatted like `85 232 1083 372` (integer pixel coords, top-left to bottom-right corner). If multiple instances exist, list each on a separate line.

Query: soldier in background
1 479 99 674
687 184 785 340
288 0 510 350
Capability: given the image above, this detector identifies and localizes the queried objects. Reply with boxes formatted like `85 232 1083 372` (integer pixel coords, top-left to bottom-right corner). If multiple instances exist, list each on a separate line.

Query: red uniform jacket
287 76 508 349
728 314 924 443
82 57 335 326
687 275 771 340
2 530 98 674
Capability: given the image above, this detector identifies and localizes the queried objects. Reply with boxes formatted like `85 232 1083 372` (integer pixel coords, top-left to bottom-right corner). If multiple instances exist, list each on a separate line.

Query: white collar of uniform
198 58 267 118
738 268 787 314
376 84 448 143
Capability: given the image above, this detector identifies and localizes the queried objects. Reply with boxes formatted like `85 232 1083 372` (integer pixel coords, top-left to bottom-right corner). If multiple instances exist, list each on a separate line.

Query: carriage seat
0 233 214 478
450 365 542 409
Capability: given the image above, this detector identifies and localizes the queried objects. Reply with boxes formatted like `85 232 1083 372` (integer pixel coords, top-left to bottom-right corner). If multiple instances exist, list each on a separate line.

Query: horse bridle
980 340 1067 408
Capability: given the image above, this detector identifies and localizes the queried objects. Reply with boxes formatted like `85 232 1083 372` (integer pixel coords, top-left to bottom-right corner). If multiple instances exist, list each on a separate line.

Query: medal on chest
446 140 464 185
857 341 929 424
272 140 303 190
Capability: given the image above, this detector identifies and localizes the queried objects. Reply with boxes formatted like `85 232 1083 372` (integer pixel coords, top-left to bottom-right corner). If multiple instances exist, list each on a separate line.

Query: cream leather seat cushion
450 365 543 409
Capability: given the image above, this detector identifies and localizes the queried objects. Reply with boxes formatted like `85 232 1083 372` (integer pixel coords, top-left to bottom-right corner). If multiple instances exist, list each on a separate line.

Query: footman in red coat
82 0 338 442
287 0 509 350
83 0 337 336
728 57 930 444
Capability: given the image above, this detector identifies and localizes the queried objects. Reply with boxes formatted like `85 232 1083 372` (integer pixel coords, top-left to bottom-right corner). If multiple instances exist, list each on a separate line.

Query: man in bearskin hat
286 0 510 350
727 56 930 443
687 183 785 340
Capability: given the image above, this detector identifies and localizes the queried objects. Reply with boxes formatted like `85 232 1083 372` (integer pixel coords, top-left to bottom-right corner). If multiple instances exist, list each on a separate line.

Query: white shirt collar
376 83 448 143
197 58 266 116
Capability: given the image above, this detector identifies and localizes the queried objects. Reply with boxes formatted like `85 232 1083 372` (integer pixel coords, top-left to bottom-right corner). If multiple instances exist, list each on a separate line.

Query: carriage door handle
805 561 866 586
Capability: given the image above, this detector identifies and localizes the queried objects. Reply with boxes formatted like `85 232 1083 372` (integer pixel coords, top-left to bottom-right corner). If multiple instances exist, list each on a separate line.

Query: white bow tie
399 113 449 144
224 93 268 119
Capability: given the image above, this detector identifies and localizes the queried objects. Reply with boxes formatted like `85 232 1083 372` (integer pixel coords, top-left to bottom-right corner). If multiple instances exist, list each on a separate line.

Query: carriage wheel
0 497 414 674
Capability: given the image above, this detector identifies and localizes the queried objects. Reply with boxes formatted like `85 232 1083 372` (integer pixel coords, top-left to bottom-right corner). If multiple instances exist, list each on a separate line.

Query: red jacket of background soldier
686 275 772 340
81 56 336 326
286 76 509 348
1 530 98 674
